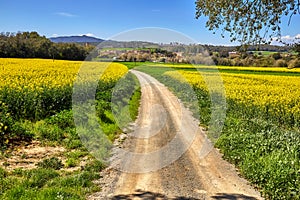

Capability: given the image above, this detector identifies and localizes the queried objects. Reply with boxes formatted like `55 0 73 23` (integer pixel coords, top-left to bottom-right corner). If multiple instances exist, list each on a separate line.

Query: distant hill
48 35 291 53
49 35 104 43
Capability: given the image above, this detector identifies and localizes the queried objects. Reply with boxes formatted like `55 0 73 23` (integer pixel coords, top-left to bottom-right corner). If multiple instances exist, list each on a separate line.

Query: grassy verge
0 160 104 200
216 111 300 199
128 85 141 121
0 109 105 200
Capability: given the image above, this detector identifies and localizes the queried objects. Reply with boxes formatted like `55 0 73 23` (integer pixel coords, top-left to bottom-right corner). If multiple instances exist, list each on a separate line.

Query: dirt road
90 70 262 199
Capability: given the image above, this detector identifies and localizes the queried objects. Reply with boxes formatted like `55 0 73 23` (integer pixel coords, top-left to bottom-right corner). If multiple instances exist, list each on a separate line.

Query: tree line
0 32 93 60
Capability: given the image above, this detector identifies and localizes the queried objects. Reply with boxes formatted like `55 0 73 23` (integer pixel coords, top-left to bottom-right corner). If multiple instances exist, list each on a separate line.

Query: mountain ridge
49 35 104 43
48 35 291 52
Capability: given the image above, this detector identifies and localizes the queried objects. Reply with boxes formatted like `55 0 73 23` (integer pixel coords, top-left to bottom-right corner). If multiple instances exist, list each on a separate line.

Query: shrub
272 52 282 60
259 57 275 67
288 59 300 69
217 58 233 66
274 59 288 67
232 58 244 66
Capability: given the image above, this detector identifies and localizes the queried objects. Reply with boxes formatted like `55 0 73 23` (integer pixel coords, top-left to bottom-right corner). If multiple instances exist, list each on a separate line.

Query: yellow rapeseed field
162 63 300 73
0 58 128 119
0 58 127 90
165 68 300 126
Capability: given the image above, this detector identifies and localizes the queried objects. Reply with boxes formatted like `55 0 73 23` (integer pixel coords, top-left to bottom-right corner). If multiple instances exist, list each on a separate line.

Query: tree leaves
195 0 300 45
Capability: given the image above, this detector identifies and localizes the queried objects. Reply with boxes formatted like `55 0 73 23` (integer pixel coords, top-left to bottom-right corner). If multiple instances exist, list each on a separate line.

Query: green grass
129 87 141 120
251 51 279 56
0 159 104 200
65 158 78 168
216 113 300 199
101 47 134 51
118 61 149 69
0 111 103 199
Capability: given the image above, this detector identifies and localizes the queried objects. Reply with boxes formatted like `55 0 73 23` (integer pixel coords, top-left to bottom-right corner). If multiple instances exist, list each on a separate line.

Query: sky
0 0 299 45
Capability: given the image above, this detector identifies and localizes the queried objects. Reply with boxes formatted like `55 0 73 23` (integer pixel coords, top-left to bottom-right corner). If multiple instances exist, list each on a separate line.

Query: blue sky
0 0 299 45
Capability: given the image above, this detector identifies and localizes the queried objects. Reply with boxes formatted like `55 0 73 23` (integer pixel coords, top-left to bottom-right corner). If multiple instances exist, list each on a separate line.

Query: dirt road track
89 70 262 200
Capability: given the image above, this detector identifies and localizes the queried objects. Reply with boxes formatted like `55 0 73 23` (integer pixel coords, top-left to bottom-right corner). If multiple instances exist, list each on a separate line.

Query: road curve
90 70 262 200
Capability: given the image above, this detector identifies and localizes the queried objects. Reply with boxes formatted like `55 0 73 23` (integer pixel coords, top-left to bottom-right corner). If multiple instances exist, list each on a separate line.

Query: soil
0 140 88 172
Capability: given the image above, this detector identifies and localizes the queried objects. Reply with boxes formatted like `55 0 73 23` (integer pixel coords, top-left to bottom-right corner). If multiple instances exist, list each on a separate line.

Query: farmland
0 58 141 199
134 63 300 199
1 58 300 199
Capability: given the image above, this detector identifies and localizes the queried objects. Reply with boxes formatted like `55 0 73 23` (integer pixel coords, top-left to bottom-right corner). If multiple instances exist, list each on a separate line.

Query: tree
293 42 300 56
0 31 91 60
195 0 300 45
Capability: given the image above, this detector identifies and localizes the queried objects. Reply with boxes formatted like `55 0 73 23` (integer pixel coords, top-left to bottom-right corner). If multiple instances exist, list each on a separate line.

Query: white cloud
55 12 77 17
282 35 292 40
271 34 300 45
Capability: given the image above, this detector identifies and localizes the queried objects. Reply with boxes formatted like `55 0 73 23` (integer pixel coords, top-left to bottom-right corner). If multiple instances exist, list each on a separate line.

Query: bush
232 58 245 66
274 59 288 67
272 52 282 60
259 57 275 67
288 59 300 69
217 58 233 66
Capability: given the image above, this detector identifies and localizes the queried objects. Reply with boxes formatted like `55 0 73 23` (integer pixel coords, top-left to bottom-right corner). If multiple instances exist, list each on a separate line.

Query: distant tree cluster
0 32 92 60
188 51 300 68
164 44 290 54
98 48 179 63
293 42 300 56
161 43 299 68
